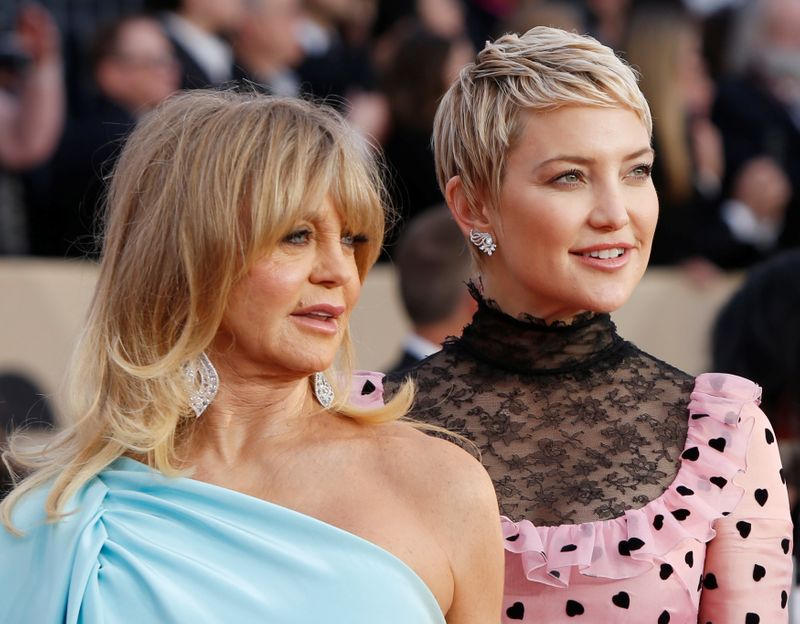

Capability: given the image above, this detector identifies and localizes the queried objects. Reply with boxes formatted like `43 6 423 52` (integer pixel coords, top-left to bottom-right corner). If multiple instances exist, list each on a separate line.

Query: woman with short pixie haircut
387 26 793 623
0 91 504 623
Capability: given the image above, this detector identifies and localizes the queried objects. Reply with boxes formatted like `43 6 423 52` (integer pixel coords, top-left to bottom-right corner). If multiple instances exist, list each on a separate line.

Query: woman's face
213 195 362 378
481 105 657 322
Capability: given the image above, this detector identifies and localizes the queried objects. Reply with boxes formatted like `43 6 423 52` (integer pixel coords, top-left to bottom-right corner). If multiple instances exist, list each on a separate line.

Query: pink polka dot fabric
501 373 793 623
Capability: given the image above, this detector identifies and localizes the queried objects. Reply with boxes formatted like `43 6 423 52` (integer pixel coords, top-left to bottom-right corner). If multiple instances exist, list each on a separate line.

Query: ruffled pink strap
348 370 385 409
503 372 759 591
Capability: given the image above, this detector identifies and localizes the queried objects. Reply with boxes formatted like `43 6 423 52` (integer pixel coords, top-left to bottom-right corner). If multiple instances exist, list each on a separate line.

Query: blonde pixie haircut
434 26 653 215
2 90 411 530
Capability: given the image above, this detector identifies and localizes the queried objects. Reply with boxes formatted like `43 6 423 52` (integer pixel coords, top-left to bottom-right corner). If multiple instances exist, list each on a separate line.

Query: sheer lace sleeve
698 397 793 623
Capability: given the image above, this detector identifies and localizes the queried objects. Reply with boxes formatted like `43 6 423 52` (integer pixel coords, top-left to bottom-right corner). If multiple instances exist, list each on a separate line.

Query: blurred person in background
29 14 180 257
381 26 473 255
582 0 632 50
712 249 800 444
0 372 56 499
0 3 64 255
712 0 800 267
232 0 305 97
501 0 582 35
371 0 468 72
148 0 245 88
712 248 800 617
387 205 476 375
297 0 389 140
624 3 789 271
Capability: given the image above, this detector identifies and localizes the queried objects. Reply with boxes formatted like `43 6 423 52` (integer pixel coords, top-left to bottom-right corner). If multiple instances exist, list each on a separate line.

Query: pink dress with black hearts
383 291 794 624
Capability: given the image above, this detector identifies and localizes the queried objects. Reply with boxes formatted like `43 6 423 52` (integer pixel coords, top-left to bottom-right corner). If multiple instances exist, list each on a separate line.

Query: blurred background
1 0 800 604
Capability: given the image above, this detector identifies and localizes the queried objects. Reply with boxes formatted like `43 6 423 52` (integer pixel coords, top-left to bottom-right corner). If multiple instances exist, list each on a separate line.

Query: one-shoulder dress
387 293 794 623
0 456 445 623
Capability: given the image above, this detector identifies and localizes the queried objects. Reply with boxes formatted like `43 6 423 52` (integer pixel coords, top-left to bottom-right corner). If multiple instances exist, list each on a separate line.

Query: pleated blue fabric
0 457 445 623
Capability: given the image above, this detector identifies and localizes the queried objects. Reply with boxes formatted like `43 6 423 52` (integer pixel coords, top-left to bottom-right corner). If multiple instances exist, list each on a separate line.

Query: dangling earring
313 372 334 408
183 352 219 417
469 229 497 256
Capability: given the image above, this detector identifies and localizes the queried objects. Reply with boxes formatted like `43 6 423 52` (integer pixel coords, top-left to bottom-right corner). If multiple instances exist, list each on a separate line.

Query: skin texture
189 196 504 623
448 105 658 322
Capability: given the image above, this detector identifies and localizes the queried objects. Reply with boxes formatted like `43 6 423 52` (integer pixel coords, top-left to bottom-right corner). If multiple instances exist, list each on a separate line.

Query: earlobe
445 176 493 236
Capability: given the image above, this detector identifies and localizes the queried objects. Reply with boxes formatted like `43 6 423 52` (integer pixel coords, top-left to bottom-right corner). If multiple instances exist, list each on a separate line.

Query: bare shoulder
363 422 504 621
367 421 498 519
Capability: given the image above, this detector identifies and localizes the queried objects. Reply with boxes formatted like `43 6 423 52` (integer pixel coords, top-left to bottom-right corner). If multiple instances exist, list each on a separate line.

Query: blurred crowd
0 0 798 268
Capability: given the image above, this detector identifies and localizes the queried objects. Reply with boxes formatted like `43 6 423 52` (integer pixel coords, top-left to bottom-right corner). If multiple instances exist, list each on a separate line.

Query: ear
445 176 493 237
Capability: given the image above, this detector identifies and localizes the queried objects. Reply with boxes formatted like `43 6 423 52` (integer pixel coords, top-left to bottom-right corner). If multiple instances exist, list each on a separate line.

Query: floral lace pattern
386 291 694 526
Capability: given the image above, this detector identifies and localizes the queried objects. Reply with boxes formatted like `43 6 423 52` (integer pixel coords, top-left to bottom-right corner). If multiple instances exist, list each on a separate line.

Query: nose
588 179 630 232
311 237 356 288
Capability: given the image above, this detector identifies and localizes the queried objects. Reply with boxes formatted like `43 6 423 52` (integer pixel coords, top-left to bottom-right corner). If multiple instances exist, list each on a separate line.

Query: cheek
639 198 660 244
344 276 362 314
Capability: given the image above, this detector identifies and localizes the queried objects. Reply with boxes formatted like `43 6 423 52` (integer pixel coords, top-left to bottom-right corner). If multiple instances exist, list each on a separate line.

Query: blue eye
284 229 311 245
341 233 368 247
553 169 584 185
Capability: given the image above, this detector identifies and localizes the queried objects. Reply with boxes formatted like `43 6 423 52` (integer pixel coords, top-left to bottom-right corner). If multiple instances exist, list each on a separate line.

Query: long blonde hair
2 90 412 531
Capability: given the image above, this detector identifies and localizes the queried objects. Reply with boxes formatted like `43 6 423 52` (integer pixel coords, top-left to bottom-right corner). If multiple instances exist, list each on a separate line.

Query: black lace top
385 288 695 526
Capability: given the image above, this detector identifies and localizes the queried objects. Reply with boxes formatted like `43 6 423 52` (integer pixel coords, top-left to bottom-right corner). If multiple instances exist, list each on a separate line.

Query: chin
582 288 635 314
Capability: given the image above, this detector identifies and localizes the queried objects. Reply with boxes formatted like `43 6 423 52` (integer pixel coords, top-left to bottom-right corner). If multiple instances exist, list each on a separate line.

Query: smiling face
474 105 657 322
212 195 363 379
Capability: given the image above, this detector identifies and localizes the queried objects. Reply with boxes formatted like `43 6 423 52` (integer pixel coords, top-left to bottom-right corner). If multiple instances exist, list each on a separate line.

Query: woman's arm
698 402 793 622
430 437 505 623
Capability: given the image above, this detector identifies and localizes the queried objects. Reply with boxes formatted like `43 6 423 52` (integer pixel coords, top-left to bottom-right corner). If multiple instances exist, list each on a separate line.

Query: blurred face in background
97 18 179 114
182 0 246 33
757 0 800 105
243 0 304 69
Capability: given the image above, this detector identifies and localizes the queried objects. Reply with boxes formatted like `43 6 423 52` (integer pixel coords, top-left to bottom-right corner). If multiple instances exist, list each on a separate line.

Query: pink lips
570 243 634 270
290 304 345 335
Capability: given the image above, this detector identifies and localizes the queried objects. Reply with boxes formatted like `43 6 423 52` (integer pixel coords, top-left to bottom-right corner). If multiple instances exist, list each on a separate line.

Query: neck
457 287 621 375
480 274 585 325
186 359 319 466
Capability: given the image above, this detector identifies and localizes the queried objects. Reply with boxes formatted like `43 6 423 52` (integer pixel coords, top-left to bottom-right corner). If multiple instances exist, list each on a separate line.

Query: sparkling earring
183 352 219 417
469 229 497 256
313 372 335 408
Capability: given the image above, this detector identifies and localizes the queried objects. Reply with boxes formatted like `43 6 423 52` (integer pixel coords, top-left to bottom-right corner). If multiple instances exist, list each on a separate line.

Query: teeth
308 312 333 319
584 248 624 259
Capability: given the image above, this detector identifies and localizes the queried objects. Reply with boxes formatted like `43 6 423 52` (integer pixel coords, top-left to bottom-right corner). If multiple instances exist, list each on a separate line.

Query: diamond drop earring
469 229 497 256
183 352 219 417
313 372 335 408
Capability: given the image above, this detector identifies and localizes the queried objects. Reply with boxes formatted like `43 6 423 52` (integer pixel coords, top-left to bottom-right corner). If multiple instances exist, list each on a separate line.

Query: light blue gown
0 457 446 623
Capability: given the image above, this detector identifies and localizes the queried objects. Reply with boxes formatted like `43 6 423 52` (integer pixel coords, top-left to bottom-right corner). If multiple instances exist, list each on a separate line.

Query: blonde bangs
1 90 410 533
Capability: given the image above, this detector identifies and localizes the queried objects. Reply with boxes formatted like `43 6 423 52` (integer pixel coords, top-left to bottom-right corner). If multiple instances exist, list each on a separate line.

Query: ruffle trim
502 372 760 590
348 370 385 409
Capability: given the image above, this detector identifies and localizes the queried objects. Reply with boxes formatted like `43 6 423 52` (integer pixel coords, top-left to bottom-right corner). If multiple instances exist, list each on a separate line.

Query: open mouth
580 247 626 260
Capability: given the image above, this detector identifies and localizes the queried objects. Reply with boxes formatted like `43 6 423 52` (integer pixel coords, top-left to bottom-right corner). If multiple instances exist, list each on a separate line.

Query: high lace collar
453 283 625 375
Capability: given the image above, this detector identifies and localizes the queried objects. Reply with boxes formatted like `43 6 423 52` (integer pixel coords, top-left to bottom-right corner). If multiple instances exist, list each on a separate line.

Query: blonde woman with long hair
0 91 503 623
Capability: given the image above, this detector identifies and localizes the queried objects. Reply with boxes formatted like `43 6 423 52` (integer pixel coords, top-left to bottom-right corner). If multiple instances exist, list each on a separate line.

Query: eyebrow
535 147 655 168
